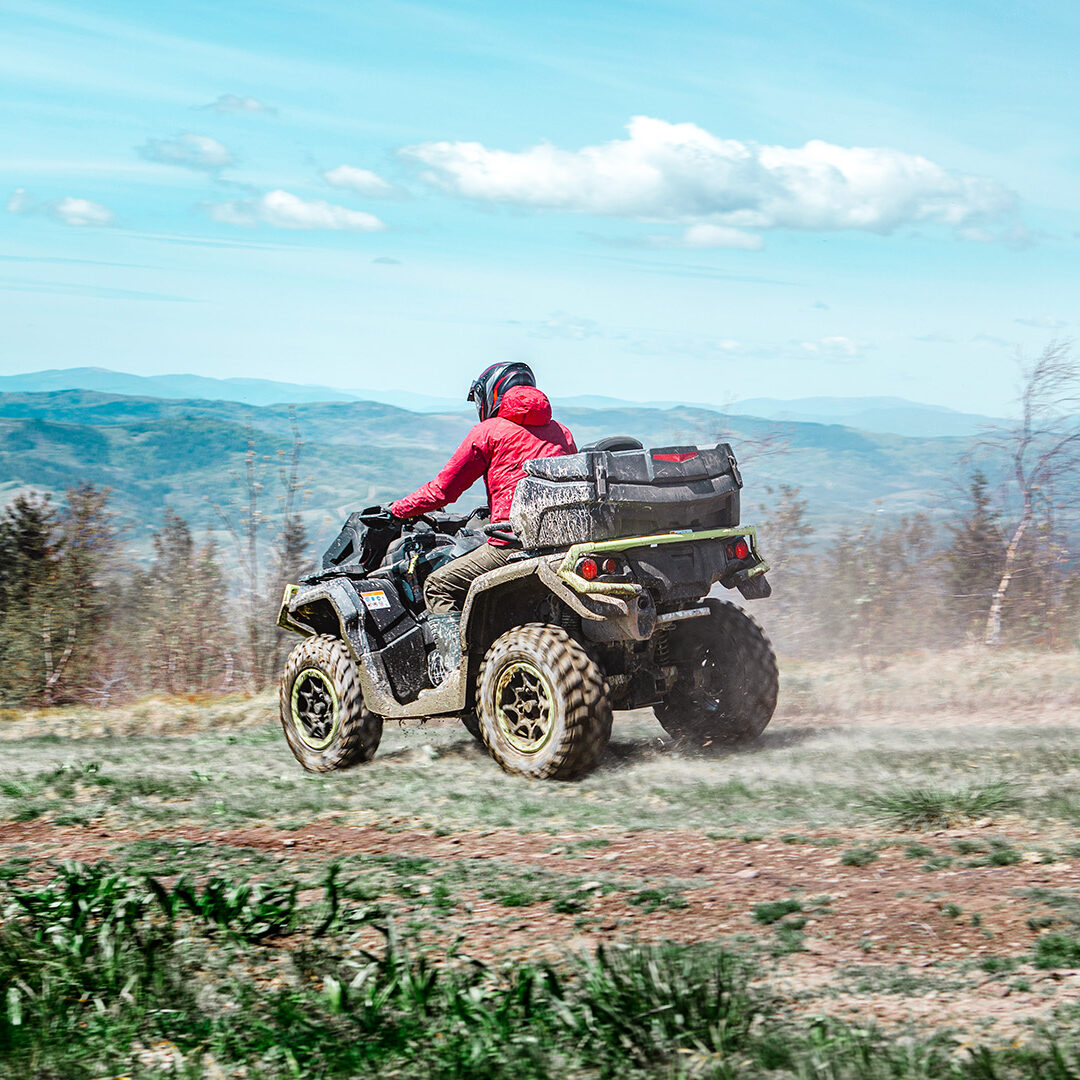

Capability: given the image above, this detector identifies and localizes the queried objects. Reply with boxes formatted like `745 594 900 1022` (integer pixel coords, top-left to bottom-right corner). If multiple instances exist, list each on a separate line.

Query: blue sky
2 0 1077 414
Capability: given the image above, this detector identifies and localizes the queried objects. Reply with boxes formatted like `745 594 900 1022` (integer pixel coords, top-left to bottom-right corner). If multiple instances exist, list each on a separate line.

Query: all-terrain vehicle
276 438 778 780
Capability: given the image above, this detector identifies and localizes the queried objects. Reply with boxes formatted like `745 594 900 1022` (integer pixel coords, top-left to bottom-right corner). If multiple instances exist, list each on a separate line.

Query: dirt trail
2 817 1074 955
2 813 1078 1038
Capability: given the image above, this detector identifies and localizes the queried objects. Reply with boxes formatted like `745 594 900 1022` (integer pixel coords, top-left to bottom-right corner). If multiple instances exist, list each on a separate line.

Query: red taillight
652 451 699 463
602 557 618 574
577 557 599 581
726 538 751 560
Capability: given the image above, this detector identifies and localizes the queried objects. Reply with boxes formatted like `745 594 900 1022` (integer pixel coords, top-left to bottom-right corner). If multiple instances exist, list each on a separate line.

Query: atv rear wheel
279 635 383 772
655 599 778 747
476 624 611 780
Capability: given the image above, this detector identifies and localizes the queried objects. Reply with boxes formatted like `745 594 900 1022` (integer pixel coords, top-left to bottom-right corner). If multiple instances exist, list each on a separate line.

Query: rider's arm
390 427 490 518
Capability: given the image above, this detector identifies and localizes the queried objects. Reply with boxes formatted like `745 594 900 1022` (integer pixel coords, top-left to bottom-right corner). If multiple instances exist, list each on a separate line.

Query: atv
276 437 778 780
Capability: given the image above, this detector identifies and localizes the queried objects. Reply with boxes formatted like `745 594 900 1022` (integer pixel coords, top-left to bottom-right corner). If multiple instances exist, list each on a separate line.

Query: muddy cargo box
509 443 742 549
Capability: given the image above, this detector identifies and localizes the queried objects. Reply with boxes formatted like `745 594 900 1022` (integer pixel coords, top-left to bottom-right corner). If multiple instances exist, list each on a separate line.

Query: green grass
753 898 803 925
0 704 1073 838
6 859 1080 1079
866 781 1021 830
841 846 879 866
1033 933 1080 969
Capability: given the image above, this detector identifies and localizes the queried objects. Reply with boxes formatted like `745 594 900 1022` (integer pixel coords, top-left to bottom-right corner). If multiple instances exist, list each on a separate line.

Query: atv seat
581 436 643 452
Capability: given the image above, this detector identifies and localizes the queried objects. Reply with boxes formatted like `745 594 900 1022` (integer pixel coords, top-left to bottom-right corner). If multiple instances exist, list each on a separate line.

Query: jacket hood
497 385 552 426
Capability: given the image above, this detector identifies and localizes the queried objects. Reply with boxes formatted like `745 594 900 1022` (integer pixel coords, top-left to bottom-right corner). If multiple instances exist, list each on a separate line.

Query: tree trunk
984 515 1030 647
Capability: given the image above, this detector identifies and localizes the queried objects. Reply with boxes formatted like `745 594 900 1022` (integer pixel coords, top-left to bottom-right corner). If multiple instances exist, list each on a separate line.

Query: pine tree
944 471 1005 640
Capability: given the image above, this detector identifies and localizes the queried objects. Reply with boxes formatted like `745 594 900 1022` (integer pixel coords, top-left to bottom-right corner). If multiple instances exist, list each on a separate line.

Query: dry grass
0 690 276 741
777 646 1080 721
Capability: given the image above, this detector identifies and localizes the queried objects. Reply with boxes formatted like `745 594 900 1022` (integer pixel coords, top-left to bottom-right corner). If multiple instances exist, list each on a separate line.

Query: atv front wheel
476 624 611 780
279 635 383 772
655 600 778 747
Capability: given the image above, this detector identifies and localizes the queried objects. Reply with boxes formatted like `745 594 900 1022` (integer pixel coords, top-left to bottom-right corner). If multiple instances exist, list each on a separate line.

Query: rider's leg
424 542 513 613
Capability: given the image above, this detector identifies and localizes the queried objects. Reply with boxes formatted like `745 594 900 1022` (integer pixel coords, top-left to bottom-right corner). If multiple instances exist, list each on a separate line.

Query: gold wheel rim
290 668 340 750
494 659 554 754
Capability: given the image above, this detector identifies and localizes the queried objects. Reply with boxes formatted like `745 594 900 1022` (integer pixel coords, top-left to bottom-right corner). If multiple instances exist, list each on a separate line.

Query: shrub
867 781 1020 829
841 847 879 867
753 898 803 924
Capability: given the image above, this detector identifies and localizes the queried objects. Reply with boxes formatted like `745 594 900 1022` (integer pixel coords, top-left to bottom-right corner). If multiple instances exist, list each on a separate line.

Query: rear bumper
556 525 770 601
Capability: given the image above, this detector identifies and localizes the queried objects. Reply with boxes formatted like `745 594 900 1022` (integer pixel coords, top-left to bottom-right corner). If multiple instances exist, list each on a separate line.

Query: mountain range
0 380 986 561
0 368 1003 438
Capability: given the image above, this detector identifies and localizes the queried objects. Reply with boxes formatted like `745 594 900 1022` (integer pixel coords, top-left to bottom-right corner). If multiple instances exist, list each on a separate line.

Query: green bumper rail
555 526 769 597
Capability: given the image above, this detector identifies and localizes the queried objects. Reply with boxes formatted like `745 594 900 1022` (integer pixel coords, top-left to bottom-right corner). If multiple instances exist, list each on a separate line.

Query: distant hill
724 396 1000 438
0 368 361 407
0 367 1003 437
0 387 984 562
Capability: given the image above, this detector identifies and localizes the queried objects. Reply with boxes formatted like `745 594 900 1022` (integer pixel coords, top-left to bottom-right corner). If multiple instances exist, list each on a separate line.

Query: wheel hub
494 660 554 754
291 668 340 749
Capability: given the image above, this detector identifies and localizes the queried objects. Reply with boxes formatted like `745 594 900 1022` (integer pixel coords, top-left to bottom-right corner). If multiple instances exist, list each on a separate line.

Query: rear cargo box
509 443 742 549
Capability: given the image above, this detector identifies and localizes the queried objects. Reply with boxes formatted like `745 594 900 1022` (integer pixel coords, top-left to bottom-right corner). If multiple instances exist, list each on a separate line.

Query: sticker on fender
360 590 391 611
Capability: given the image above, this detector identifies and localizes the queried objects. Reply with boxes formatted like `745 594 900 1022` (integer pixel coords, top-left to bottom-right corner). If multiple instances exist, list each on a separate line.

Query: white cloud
7 188 113 225
323 165 395 197
210 189 385 231
7 188 31 214
674 224 764 250
204 93 276 115
800 335 869 362
140 133 234 171
401 116 1015 244
1015 315 1067 329
50 197 114 226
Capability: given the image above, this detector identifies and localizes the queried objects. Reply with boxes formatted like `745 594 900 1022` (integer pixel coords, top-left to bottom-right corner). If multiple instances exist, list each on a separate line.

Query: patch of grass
953 838 988 855
905 843 934 858
980 955 1020 974
867 781 1021 830
753 899 803 925
941 903 962 919
498 888 540 908
1033 933 1080 969
841 847 879 867
560 837 612 854
628 886 689 913
842 964 966 996
771 922 806 956
0 856 33 881
921 855 956 872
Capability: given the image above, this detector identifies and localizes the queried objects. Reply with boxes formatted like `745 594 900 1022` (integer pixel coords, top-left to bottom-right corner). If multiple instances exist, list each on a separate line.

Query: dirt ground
0 808 1076 1039
2 653 1080 1045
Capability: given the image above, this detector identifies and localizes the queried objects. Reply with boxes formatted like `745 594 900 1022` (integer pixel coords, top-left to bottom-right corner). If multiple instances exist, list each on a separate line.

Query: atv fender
285 579 453 719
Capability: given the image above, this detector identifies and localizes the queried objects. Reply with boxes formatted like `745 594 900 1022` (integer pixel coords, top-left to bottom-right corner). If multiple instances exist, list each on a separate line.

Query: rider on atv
390 361 576 648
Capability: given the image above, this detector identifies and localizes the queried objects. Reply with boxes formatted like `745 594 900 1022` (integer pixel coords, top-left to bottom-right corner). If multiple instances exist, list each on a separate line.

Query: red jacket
390 386 576 526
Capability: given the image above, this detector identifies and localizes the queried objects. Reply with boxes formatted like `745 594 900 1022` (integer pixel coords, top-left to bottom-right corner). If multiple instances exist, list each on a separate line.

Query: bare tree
983 341 1080 646
211 412 309 688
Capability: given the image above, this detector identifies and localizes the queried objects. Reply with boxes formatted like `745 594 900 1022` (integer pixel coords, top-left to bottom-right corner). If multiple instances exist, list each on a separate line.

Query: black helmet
467 362 536 421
